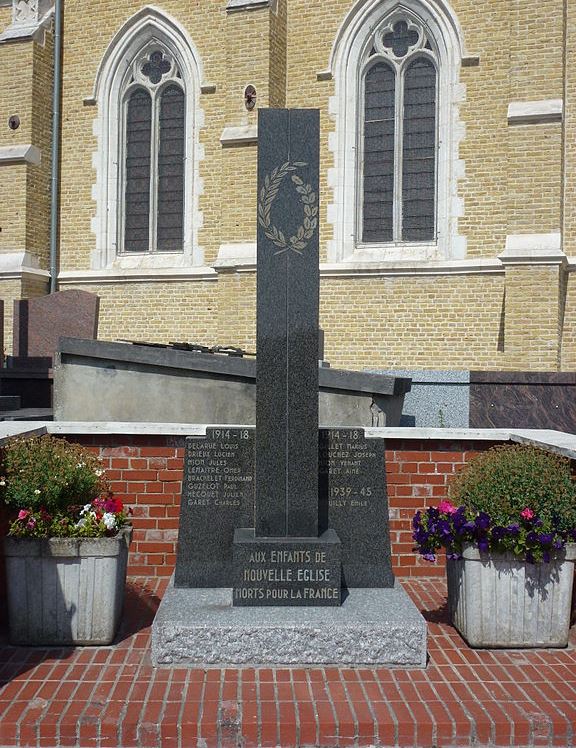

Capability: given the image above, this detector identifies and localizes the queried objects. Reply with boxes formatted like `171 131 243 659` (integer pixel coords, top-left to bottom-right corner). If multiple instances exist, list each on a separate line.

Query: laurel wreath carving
257 161 318 255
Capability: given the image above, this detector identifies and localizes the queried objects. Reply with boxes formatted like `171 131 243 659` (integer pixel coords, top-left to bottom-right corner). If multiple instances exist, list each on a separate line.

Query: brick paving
0 577 575 748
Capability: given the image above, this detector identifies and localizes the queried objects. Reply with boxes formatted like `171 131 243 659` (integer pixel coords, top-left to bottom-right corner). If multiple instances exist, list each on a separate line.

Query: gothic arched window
122 49 185 254
91 8 204 270
361 18 437 244
329 2 465 263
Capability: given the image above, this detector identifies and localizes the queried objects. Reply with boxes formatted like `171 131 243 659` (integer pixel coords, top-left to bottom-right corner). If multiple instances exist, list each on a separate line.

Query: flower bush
413 445 576 563
0 435 130 538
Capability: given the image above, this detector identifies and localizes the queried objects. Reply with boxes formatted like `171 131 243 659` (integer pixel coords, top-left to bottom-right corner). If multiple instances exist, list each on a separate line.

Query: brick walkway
0 578 575 748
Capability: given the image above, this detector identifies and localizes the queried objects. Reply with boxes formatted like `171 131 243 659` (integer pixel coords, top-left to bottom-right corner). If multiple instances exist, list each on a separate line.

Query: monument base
151 576 427 667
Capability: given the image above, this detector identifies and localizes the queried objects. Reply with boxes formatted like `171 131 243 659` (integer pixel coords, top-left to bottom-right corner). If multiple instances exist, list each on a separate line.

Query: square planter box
3 527 132 645
447 543 576 648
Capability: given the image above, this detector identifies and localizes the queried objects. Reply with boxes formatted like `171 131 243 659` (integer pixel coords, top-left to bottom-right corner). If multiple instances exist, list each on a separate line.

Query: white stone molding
0 144 40 165
320 257 503 277
213 243 257 272
0 250 49 280
507 99 563 126
90 6 206 271
220 125 258 146
210 254 503 277
58 266 217 285
226 0 277 12
327 0 467 264
499 233 565 265
0 0 53 43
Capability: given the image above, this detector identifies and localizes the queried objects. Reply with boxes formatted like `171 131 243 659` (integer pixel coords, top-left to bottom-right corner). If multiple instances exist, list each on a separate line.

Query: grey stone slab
255 109 320 538
58 337 410 397
374 369 470 428
151 578 427 666
232 528 341 606
174 428 255 587
319 429 394 587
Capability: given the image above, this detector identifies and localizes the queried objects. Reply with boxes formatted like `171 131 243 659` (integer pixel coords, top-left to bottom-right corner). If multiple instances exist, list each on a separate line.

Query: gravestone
12 289 99 365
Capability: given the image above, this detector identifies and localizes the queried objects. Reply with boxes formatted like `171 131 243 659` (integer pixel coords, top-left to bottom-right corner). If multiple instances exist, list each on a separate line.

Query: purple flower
422 552 436 562
507 523 520 536
478 538 489 553
491 526 506 542
475 512 491 531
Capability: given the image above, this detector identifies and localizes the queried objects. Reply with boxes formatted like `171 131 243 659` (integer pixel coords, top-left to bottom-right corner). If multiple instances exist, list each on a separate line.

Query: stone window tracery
361 16 437 243
121 46 185 254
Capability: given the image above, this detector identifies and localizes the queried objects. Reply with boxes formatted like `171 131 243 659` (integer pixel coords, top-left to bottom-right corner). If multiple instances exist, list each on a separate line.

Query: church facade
0 0 574 371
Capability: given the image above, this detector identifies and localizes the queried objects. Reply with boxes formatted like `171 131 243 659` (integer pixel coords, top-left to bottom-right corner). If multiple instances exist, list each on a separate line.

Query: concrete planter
447 543 576 648
3 527 132 645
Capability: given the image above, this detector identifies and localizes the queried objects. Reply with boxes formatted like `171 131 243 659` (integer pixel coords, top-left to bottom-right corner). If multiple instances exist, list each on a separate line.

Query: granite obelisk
233 109 341 606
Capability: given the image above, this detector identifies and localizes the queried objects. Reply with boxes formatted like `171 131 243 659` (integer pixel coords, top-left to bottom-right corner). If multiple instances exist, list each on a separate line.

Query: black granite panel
255 109 320 538
319 429 394 588
470 371 576 431
233 528 341 606
174 428 255 587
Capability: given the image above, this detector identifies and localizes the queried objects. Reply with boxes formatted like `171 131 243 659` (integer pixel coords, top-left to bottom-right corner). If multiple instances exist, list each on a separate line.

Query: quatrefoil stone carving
382 21 419 57
141 50 171 84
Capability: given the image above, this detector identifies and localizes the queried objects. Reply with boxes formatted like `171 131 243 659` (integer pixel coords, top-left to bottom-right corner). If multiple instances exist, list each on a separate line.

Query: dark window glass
402 57 436 241
382 21 419 58
124 88 152 252
362 62 395 243
157 84 185 251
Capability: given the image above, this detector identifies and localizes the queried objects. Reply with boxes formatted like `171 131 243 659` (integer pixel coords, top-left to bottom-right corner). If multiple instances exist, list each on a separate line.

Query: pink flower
438 500 457 515
26 518 36 530
17 509 30 520
520 507 535 520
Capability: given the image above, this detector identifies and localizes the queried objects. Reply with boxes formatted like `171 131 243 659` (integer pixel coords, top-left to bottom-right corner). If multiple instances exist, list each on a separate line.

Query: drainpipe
49 0 63 293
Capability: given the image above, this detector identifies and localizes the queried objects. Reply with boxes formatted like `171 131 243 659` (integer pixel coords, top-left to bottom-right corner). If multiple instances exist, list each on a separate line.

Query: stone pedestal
152 578 427 667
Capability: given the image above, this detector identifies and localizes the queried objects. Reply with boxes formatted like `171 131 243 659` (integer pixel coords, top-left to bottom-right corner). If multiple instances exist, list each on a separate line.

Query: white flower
94 469 104 477
76 517 86 527
34 489 41 495
0 479 6 486
76 462 86 468
102 512 116 530
79 503 92 516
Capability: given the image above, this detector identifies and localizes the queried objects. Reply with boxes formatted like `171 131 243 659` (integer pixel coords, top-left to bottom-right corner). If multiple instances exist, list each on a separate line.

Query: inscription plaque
174 427 255 587
319 429 394 587
233 528 341 607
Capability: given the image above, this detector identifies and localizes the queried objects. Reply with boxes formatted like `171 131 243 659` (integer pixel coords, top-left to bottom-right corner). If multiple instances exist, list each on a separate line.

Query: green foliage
449 444 576 532
0 435 108 514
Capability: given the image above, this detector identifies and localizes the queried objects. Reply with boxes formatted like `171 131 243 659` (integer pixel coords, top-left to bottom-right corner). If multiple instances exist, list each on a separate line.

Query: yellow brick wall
502 265 562 370
269 0 287 108
216 272 256 352
0 0 568 371
27 32 54 266
58 280 219 344
563 0 576 257
0 40 33 254
209 270 508 371
560 272 576 370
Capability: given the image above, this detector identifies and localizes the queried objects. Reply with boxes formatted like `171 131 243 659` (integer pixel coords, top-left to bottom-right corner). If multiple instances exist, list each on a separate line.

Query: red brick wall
65 435 503 581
